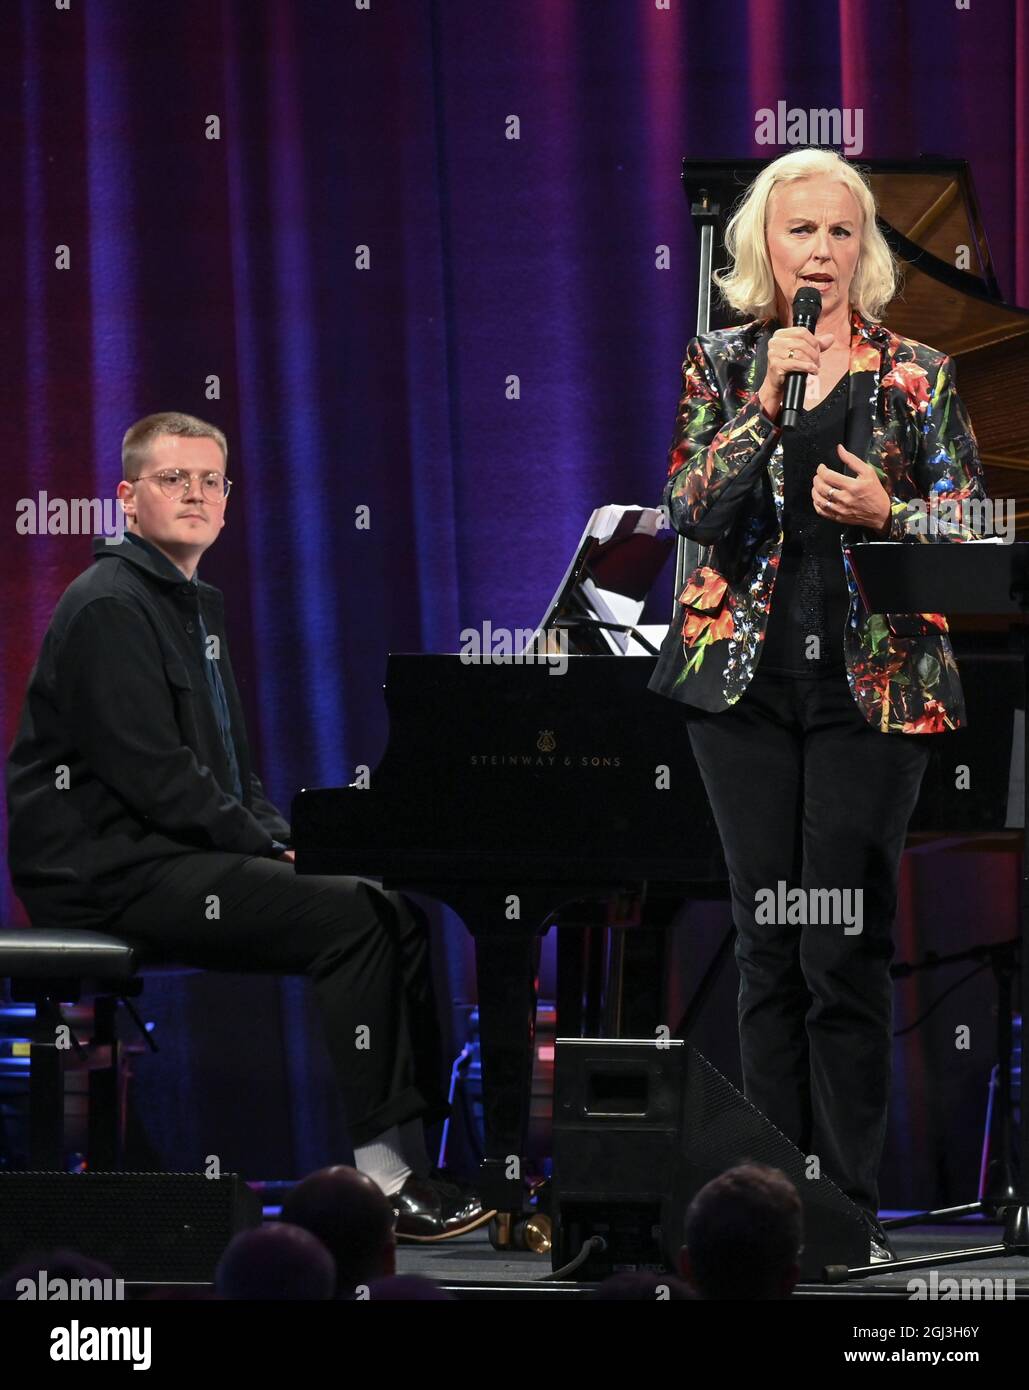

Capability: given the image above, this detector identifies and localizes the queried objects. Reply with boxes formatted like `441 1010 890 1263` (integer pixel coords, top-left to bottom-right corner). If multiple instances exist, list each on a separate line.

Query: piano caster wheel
519 1212 552 1254
488 1212 552 1255
488 1214 512 1250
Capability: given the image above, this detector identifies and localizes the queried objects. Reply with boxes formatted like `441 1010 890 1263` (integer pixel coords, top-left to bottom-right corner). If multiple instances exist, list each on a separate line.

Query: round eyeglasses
135 469 233 501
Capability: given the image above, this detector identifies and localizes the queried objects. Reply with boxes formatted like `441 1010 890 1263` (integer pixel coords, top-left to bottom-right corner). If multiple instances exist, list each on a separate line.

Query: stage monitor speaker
551 1038 868 1282
0 1171 262 1283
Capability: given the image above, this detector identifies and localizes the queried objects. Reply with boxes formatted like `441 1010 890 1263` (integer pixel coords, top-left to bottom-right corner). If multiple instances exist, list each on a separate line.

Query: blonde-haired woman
649 147 988 1262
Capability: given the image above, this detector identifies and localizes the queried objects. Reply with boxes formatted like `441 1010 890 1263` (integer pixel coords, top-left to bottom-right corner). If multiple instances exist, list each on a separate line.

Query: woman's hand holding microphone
757 325 834 422
757 326 892 537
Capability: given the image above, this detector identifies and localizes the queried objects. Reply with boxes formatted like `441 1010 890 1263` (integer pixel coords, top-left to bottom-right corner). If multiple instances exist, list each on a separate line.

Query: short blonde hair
122 412 228 481
713 148 899 322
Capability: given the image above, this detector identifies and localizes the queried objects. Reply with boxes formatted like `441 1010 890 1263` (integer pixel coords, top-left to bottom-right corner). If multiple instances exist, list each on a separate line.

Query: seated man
5 411 487 1241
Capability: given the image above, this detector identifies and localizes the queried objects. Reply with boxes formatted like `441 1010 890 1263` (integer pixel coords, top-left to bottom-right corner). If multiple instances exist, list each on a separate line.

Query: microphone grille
792 286 824 320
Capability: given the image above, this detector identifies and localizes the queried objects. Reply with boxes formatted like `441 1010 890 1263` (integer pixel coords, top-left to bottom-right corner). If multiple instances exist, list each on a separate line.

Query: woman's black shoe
863 1213 896 1263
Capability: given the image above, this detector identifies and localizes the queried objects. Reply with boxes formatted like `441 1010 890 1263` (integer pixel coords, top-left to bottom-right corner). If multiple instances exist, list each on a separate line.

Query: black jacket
6 534 291 928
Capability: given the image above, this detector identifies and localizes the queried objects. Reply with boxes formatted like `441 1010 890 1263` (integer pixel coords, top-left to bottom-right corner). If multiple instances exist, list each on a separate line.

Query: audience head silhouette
215 1222 336 1300
0 1248 115 1300
678 1162 803 1299
281 1164 395 1295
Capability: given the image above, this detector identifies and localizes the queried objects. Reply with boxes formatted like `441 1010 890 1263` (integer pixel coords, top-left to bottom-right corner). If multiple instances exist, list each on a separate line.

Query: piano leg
460 889 680 1231
470 924 541 1219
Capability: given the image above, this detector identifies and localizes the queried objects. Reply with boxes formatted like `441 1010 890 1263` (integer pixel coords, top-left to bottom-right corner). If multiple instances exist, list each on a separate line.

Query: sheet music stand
823 540 1029 1281
535 507 674 656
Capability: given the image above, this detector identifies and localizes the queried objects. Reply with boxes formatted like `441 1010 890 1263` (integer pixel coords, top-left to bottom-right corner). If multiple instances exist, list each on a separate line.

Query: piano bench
0 927 195 1172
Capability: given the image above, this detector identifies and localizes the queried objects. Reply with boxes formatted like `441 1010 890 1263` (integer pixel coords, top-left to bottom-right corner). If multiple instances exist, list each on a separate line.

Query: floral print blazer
648 309 989 733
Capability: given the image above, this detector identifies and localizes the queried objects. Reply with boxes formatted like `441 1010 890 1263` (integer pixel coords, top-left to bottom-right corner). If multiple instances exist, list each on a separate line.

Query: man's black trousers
116 854 449 1147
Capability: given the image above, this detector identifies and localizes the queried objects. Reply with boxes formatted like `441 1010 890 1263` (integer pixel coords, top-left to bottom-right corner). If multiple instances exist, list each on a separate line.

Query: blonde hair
122 412 228 481
713 148 899 322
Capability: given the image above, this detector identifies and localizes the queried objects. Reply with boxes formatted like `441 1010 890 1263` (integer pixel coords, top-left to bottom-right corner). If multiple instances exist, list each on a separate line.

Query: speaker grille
0 1171 262 1283
679 1044 864 1216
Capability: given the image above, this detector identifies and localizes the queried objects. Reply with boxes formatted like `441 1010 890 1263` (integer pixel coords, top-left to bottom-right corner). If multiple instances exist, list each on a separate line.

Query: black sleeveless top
761 374 850 677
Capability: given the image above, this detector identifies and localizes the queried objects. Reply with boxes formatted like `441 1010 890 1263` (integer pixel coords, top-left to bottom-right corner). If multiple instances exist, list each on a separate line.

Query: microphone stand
885 936 1021 1229
672 180 721 622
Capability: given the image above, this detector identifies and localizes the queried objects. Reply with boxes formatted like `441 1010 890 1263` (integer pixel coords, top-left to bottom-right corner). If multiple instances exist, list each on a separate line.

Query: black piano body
293 654 728 1214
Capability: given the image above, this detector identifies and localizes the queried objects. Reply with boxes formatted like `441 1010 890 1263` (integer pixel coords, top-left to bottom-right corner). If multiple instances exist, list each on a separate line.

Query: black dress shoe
391 1175 496 1242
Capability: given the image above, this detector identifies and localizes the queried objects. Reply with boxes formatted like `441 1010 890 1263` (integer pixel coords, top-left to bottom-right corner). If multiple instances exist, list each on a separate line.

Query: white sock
398 1118 431 1180
353 1125 412 1197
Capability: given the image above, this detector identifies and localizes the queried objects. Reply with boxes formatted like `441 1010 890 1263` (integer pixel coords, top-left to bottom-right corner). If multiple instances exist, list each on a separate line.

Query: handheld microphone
779 285 824 430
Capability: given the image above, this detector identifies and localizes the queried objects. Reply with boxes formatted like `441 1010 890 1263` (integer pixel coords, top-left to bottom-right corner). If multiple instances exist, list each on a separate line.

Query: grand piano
292 160 1029 1224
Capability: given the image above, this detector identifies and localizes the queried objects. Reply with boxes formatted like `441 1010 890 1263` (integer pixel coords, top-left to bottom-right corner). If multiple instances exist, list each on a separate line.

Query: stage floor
395 1219 1029 1299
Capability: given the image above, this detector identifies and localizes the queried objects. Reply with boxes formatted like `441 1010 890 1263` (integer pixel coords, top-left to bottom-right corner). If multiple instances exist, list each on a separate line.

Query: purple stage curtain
1 0 1025 1199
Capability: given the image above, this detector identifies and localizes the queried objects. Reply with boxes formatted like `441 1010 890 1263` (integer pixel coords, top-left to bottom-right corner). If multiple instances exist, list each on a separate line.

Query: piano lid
681 158 1029 531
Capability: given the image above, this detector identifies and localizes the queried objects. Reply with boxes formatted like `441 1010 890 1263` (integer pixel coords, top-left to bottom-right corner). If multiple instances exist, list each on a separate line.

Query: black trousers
114 854 449 1148
685 666 931 1216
